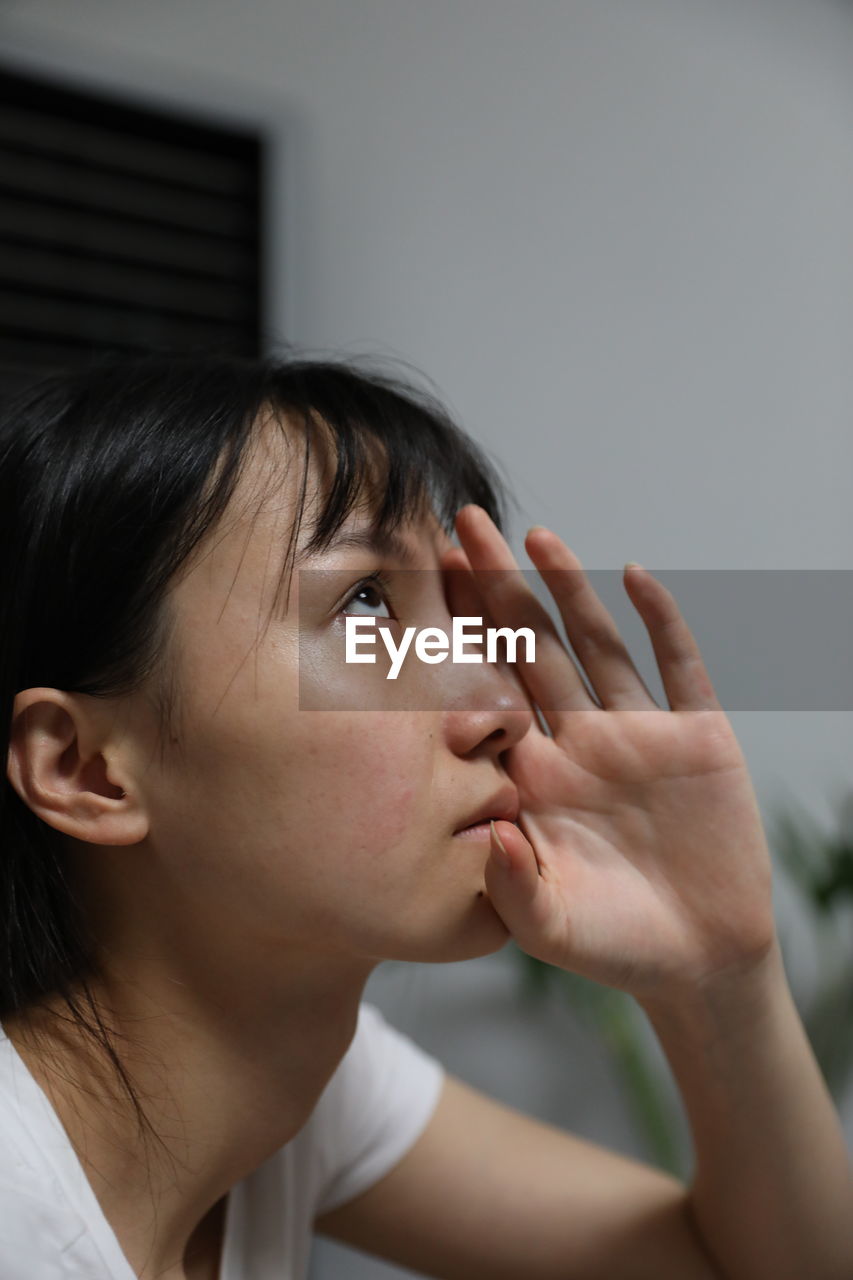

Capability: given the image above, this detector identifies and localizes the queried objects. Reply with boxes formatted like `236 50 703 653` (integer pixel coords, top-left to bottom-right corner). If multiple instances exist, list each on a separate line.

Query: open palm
446 506 776 1004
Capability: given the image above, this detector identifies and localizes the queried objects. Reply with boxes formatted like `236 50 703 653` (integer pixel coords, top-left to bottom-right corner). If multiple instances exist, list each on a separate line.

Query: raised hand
444 504 777 1006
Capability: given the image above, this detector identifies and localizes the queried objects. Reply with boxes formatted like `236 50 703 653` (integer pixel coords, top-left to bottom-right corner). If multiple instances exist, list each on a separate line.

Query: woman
0 352 850 1280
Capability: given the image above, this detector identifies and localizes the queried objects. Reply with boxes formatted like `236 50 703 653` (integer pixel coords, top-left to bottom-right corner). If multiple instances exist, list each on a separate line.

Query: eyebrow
294 526 420 568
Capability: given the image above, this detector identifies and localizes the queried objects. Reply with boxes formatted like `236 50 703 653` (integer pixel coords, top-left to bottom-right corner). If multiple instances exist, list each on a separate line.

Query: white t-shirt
0 1002 445 1280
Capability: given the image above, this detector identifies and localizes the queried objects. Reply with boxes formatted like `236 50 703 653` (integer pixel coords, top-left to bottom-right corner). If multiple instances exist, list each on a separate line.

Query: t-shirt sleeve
309 1001 446 1217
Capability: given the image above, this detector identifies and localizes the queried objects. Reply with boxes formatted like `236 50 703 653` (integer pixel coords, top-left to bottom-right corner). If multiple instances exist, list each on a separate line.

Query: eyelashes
339 569 396 618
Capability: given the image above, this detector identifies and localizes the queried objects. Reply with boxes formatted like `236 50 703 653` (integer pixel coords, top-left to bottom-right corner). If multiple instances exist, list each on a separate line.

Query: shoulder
322 1001 445 1118
298 1002 446 1217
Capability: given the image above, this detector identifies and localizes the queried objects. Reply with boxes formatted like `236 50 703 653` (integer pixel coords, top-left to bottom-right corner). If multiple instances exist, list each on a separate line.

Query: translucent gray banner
296 568 853 711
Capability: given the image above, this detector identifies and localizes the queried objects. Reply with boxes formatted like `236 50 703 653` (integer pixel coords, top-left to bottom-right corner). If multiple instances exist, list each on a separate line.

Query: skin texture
3 419 533 1278
5 416 852 1279
445 509 777 1003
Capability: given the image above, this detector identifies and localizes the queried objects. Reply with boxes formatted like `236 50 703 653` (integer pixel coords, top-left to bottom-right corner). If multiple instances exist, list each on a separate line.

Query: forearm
641 940 853 1280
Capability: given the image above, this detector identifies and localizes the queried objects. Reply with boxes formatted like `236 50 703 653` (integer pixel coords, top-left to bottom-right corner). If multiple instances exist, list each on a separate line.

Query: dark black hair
0 349 513 1133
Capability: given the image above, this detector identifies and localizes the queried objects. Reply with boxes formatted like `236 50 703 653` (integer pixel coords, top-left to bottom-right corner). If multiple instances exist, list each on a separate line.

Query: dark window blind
0 64 263 395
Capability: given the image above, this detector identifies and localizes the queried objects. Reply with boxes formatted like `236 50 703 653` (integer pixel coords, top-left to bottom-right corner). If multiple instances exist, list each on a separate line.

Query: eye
340 571 394 620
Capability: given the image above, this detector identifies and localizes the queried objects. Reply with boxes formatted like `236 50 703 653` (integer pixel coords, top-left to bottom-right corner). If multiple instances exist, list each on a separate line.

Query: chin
391 891 512 965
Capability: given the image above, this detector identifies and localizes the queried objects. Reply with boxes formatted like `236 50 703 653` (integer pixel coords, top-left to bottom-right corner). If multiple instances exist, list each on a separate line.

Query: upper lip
453 784 520 832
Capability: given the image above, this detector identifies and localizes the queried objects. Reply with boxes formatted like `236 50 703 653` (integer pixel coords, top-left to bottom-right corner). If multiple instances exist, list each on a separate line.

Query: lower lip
453 821 497 840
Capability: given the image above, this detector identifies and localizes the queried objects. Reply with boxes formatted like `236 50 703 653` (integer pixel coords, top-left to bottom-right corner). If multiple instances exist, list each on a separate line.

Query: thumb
484 818 547 946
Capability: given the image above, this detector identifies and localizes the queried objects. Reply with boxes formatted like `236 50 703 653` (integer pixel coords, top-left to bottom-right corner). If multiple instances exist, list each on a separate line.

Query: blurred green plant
772 793 853 1097
512 792 853 1179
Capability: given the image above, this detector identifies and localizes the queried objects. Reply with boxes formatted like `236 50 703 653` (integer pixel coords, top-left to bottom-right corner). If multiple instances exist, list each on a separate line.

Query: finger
523 526 659 710
440 546 497 633
453 505 597 732
441 546 552 738
483 819 548 948
485 820 570 962
622 564 723 711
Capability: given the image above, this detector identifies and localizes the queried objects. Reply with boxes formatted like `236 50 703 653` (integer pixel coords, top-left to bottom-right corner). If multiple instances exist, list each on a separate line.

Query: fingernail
490 820 510 867
624 561 643 571
526 524 548 537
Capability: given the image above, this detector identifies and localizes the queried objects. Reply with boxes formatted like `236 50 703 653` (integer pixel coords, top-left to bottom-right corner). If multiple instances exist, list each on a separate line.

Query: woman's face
111 422 533 970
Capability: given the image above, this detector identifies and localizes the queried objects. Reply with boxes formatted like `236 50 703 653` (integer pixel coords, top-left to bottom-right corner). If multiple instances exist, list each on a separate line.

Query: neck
4 946 376 1277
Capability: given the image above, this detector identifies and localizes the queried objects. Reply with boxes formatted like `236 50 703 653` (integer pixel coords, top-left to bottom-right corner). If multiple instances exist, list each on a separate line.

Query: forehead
177 412 454 620
254 412 451 548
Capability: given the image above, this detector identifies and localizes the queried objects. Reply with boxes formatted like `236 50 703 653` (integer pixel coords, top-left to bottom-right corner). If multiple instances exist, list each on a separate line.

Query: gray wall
2 3 852 1276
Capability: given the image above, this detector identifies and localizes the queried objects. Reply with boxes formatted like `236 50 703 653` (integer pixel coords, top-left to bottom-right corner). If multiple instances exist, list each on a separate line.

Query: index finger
453 504 598 729
440 543 553 738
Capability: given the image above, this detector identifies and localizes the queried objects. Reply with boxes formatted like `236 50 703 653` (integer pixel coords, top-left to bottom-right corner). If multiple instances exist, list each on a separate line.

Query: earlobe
7 688 148 846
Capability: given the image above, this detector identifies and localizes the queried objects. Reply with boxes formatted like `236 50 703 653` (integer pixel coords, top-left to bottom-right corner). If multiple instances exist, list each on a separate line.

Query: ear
6 688 149 846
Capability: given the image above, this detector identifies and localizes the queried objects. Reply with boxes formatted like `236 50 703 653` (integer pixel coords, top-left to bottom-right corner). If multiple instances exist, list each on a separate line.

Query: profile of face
70 414 534 983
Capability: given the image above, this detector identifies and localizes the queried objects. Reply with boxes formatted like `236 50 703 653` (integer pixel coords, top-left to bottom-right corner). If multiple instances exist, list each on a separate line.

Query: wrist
639 936 790 1043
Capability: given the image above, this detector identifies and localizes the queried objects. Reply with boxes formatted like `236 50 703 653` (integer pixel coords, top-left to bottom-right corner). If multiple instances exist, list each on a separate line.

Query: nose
436 559 534 756
441 658 535 760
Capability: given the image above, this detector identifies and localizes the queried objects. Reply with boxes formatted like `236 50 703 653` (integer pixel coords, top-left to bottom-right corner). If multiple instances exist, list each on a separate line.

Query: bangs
262 359 514 606
0 349 516 688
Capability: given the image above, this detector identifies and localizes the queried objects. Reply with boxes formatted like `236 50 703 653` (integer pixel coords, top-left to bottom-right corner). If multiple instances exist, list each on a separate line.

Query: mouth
452 820 513 841
452 784 520 840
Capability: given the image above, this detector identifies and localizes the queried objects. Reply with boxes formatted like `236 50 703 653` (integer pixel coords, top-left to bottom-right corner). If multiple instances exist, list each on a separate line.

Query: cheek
179 699 425 861
287 717 422 854
151 623 432 889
